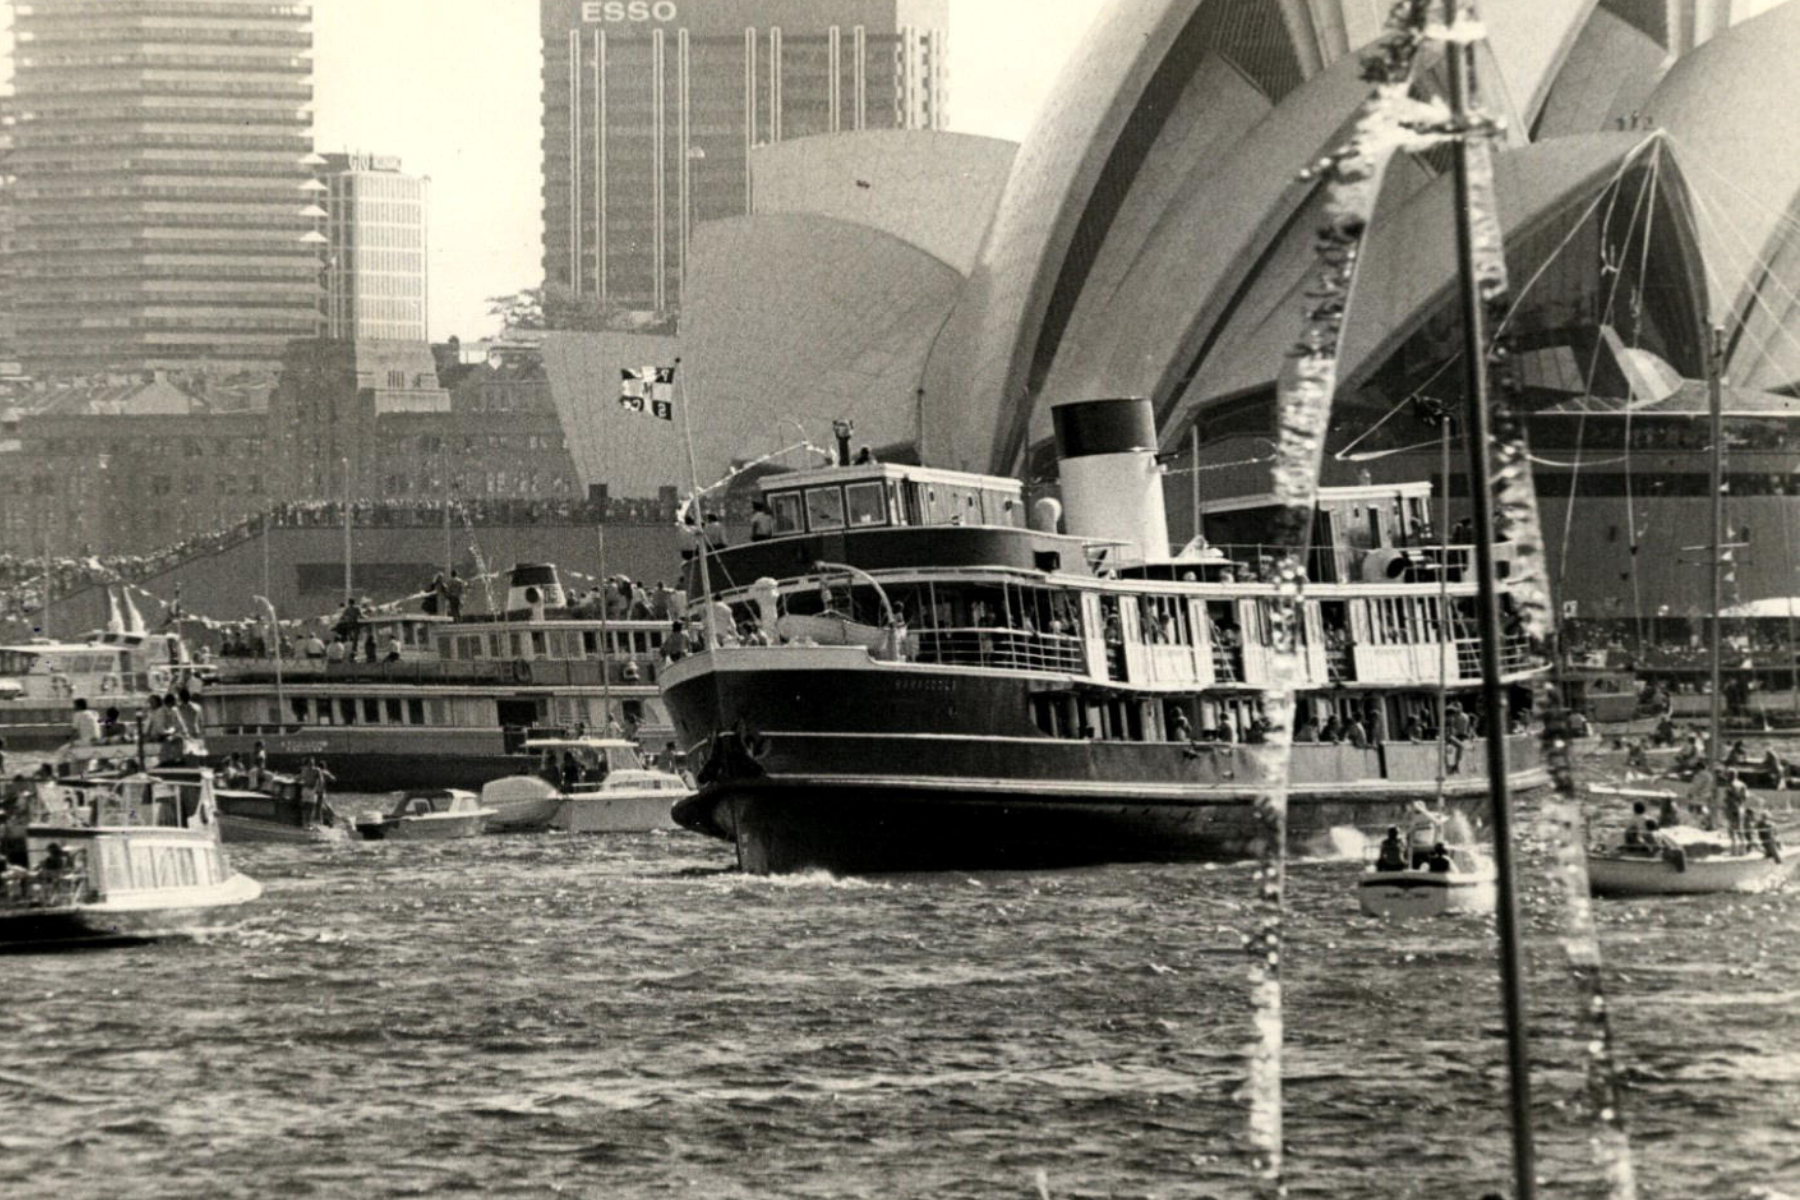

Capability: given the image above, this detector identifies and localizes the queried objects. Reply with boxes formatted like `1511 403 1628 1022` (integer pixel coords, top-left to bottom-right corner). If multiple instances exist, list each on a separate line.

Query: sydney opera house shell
548 0 1800 619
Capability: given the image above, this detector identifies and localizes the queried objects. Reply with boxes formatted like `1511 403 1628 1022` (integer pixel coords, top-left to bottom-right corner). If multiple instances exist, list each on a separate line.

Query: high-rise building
5 0 322 378
540 0 949 315
320 151 429 343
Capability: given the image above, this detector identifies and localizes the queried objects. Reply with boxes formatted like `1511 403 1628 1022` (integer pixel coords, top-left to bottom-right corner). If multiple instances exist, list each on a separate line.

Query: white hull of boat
1358 868 1496 917
357 814 489 841
554 791 680 834
0 872 264 948
1587 851 1793 896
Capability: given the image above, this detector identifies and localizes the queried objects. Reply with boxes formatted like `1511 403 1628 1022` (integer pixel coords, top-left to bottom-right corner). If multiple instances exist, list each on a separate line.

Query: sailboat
1586 328 1796 896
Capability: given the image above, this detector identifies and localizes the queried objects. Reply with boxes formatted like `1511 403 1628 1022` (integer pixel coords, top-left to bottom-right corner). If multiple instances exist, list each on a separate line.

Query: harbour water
4 775 1798 1200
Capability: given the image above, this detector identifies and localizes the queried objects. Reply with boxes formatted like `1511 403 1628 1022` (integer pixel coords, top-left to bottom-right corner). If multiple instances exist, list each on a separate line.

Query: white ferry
0 605 209 751
200 565 675 792
661 396 1549 874
1 767 262 948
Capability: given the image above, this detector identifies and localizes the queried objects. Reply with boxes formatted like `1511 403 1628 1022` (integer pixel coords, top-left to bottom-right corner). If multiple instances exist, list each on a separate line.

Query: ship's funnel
1052 397 1169 565
506 563 566 616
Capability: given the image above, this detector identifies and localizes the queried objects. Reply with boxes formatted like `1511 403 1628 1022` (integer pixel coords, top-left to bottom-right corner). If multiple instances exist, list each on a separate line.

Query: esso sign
582 1 677 21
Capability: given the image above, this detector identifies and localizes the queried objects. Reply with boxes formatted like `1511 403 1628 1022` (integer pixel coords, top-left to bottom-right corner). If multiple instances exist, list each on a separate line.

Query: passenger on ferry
1217 718 1236 745
1623 801 1650 849
1651 715 1677 747
250 740 268 789
325 636 348 663
1319 716 1342 744
749 500 776 542
71 697 102 746
1726 740 1750 766
1444 702 1471 773
1761 747 1788 787
1375 826 1409 871
178 687 203 736
561 751 582 790
703 512 729 550
1245 716 1271 744
1294 716 1318 743
1724 772 1750 832
1427 843 1454 873
1168 709 1193 743
1344 714 1368 749
384 633 403 663
1403 712 1427 742
101 705 126 742
446 570 466 620
363 631 378 663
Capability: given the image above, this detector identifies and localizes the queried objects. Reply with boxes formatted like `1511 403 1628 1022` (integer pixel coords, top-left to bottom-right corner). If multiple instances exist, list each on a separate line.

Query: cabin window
805 486 845 531
846 482 886 527
771 491 803 534
488 633 503 658
583 631 599 656
468 636 485 659
430 700 448 726
290 697 309 723
362 698 381 723
385 698 403 723
438 637 455 660
530 632 546 657
509 633 523 658
339 698 357 725
407 698 425 725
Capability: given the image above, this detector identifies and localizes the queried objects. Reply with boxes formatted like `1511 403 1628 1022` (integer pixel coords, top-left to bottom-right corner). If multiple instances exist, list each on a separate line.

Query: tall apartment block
540 0 949 315
5 0 323 378
321 151 429 343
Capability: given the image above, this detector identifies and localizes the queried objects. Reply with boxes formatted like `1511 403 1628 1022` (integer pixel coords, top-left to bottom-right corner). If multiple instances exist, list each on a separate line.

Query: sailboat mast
1707 324 1726 776
1446 27 1536 1200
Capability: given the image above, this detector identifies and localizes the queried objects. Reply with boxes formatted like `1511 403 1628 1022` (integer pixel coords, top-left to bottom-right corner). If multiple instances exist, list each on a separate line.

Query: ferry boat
661 397 1548 874
0 767 262 948
479 736 690 833
200 566 674 792
0 599 210 751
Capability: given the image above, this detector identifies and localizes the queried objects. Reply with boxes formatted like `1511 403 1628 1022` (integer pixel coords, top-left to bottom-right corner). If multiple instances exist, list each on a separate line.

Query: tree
485 289 546 334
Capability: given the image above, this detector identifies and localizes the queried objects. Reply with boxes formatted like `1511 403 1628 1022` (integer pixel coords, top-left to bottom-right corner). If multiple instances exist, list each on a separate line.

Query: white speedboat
1588 824 1792 897
480 737 689 834
1357 843 1497 917
354 789 493 841
1 769 262 948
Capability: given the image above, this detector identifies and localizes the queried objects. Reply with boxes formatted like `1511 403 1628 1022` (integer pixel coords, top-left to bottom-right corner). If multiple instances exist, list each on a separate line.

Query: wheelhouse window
846 481 887 527
806 486 846 531
771 491 803 534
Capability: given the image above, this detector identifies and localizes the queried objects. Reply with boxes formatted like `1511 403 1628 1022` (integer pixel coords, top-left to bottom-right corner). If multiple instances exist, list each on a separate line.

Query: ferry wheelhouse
661 397 1548 874
0 625 207 751
201 566 674 792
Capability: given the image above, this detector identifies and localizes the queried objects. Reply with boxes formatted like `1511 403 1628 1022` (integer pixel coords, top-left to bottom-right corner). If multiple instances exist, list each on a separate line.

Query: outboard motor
1051 397 1170 565
506 563 566 618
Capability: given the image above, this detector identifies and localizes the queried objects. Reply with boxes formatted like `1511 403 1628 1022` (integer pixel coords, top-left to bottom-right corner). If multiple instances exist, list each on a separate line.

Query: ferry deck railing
214 656 664 688
911 628 1087 674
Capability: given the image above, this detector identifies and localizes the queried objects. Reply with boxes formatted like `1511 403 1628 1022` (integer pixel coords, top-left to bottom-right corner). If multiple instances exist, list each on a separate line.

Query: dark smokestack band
1052 397 1157 460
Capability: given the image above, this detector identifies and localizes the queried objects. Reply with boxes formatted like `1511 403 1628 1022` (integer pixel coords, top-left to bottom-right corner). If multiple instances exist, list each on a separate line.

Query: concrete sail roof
1645 0 1800 387
750 131 1017 278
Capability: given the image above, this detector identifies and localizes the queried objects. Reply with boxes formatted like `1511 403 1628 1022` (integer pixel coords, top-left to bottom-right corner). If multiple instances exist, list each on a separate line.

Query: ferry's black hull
663 653 1546 875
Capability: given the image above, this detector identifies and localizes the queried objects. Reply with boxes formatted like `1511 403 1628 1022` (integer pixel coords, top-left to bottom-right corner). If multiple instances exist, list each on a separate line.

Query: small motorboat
354 789 493 841
1 769 263 949
1587 824 1792 897
1357 843 1497 917
480 737 690 834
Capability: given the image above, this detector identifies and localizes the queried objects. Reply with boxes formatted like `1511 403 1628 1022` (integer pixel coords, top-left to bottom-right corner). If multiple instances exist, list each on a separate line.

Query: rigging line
1492 132 1663 342
1624 142 1665 645
1678 169 1799 386
1668 130 1800 246
1558 145 1662 593
1332 145 1657 466
1688 193 1800 386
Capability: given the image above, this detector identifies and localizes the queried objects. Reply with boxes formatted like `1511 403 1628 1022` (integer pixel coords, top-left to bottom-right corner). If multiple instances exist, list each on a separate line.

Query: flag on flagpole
620 365 676 420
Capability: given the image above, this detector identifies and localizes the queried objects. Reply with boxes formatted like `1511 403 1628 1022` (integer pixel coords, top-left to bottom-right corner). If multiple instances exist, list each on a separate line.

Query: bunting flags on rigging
619 365 676 421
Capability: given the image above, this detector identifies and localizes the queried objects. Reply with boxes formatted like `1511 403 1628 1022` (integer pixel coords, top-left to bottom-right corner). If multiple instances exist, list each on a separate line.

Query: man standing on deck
71 698 101 746
445 570 466 620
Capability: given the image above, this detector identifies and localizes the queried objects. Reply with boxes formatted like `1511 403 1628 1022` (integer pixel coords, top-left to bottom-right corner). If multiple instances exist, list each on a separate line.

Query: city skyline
309 0 1108 342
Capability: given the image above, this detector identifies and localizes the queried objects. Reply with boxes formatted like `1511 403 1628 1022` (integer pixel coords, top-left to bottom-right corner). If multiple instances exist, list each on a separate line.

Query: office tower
540 0 949 315
321 152 429 342
6 0 322 377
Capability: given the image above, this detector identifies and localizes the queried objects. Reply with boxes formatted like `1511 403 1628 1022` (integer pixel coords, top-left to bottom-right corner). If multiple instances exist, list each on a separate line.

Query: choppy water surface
4 786 1799 1199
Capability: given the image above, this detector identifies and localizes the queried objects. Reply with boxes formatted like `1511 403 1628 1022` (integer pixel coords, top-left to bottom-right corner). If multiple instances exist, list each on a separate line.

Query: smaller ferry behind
1 768 262 949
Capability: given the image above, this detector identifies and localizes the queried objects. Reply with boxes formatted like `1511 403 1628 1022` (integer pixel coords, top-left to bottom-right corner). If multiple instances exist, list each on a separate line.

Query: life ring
511 659 533 683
